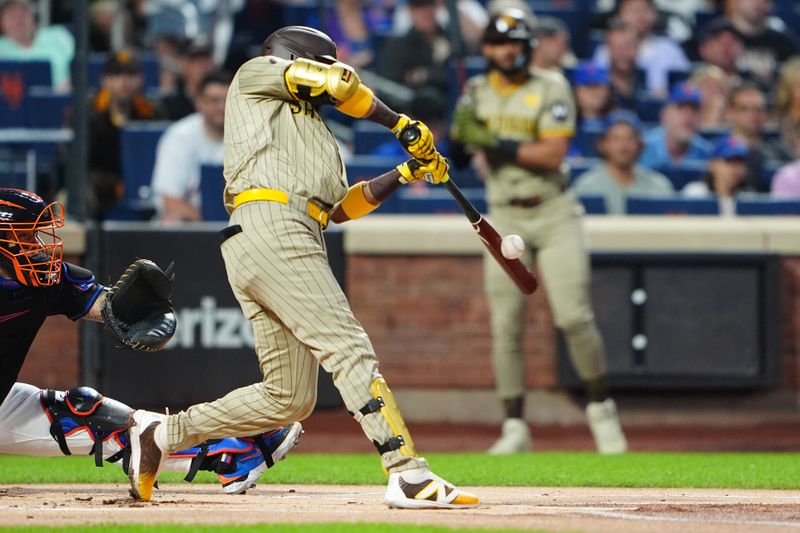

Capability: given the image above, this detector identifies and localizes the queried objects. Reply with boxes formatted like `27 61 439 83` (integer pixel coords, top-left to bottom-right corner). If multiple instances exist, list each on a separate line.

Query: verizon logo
167 297 254 349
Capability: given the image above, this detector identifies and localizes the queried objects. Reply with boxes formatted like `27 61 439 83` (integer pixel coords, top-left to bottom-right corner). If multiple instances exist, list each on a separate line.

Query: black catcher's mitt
101 259 177 351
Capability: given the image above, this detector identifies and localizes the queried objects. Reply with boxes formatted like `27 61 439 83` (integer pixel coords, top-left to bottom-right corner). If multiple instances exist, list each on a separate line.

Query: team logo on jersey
524 93 540 107
549 101 570 122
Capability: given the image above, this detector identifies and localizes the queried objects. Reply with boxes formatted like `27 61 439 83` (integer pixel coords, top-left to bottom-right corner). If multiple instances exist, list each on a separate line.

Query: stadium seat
396 185 486 214
88 53 160 92
346 155 405 183
530 3 592 58
573 124 604 158
27 87 71 128
0 60 51 127
759 161 784 192
736 197 800 216
667 69 691 87
353 121 396 155
635 94 665 123
119 122 169 214
626 196 720 215
577 194 607 214
199 164 227 221
658 162 706 191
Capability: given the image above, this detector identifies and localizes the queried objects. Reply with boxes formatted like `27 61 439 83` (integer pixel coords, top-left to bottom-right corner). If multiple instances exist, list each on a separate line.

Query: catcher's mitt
101 259 177 351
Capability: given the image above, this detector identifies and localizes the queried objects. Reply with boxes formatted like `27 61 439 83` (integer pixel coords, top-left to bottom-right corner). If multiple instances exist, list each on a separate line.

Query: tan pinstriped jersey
222 55 348 213
463 67 576 206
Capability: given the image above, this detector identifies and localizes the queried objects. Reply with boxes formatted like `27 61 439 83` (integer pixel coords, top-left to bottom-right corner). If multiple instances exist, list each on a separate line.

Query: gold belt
233 188 330 228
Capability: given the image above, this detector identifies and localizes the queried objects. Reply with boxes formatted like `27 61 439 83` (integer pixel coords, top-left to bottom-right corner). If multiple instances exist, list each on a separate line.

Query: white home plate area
1 485 799 532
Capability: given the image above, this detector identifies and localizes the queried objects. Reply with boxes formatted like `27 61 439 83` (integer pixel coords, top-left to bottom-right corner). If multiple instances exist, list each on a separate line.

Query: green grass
1 452 799 489
0 526 542 533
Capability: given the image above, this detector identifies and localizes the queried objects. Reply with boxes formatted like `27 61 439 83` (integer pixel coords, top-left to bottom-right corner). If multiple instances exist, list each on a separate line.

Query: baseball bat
400 128 538 295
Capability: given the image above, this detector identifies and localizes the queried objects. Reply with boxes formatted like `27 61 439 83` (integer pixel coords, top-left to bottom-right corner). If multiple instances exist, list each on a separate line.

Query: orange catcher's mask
0 188 64 287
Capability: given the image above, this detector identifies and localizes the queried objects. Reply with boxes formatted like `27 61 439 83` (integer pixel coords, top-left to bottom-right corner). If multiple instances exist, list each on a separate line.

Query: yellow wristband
336 84 376 118
339 182 379 220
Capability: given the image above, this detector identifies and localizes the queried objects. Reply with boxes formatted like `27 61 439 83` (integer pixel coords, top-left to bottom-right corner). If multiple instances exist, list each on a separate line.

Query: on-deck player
0 187 302 494
450 9 627 455
126 26 478 509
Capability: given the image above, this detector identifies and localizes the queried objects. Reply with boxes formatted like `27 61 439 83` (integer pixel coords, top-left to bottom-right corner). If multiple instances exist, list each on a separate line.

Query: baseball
501 234 525 260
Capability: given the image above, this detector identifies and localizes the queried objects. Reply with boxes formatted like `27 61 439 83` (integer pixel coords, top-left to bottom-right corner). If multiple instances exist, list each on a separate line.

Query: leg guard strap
373 436 405 455
41 387 133 467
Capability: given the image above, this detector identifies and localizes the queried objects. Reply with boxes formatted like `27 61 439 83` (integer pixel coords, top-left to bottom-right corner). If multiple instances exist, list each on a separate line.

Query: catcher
0 187 302 494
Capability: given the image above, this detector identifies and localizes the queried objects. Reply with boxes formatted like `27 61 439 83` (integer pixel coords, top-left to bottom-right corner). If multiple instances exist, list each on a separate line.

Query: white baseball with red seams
500 234 525 259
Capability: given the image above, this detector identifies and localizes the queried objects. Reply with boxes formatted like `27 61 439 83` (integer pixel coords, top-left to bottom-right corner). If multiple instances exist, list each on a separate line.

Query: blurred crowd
1 0 800 219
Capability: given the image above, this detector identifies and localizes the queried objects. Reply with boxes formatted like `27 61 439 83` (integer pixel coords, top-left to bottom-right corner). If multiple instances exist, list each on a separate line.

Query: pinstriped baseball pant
164 201 426 473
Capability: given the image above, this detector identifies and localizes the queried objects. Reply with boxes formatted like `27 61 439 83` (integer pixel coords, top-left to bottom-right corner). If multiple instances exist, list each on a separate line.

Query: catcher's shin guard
41 387 133 467
354 376 417 458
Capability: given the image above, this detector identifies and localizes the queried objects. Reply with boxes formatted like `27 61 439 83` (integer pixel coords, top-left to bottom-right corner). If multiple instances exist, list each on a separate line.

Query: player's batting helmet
0 188 64 286
261 26 338 64
482 8 536 76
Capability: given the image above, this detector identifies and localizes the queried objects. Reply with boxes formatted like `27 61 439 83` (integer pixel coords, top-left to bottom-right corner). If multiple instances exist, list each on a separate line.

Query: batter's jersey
462 67 576 206
0 264 104 400
222 55 349 213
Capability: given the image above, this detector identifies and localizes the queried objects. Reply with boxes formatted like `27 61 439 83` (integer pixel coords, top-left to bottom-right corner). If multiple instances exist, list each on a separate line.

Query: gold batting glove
285 58 360 104
396 152 450 185
391 114 436 161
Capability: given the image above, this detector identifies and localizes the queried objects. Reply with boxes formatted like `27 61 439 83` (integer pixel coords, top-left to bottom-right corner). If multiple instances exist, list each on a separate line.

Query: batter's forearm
330 170 403 224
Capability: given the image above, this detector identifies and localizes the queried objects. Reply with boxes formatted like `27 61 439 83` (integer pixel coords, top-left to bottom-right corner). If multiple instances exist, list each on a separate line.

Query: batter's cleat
385 466 479 509
586 398 627 455
487 418 532 455
218 422 304 494
127 410 167 501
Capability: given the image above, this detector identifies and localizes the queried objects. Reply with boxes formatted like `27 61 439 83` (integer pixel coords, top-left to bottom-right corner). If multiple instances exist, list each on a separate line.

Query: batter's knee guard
40 387 133 468
352 376 417 458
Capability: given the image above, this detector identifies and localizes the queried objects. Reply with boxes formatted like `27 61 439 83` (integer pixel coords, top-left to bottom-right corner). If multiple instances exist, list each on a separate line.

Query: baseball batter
451 9 627 455
0 188 302 494
126 26 477 509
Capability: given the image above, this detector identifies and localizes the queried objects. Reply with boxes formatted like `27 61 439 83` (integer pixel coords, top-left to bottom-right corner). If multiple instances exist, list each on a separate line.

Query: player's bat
399 128 538 295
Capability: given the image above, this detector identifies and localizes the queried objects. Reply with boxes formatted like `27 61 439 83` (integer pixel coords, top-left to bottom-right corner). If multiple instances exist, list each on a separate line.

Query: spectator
151 71 230 222
393 0 488 54
640 82 713 168
573 62 613 126
0 0 74 91
775 57 800 154
88 50 165 218
161 39 216 120
593 0 690 97
604 19 644 111
683 135 755 216
727 82 789 189
726 0 797 84
689 65 732 131
377 0 450 122
693 17 743 86
573 110 673 214
530 16 575 72
771 123 800 198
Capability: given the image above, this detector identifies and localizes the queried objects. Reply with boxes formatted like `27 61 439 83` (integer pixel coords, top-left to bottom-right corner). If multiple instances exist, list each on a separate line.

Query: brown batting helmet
261 26 338 64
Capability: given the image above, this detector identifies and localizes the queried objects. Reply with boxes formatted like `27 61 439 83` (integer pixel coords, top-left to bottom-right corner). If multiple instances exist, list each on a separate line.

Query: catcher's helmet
0 188 64 287
482 8 536 75
261 26 338 64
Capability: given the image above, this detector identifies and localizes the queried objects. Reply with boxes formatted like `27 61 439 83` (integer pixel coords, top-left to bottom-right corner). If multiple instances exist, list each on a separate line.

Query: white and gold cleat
385 466 479 509
128 410 167 501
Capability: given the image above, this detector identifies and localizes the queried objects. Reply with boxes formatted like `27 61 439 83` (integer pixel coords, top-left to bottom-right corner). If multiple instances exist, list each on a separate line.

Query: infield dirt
2 484 799 532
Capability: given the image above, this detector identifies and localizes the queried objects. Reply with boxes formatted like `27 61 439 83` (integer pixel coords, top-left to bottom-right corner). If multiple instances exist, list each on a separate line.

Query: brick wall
349 256 558 389
18 254 800 399
351 255 800 394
